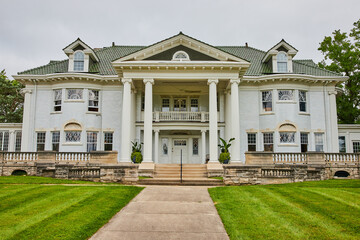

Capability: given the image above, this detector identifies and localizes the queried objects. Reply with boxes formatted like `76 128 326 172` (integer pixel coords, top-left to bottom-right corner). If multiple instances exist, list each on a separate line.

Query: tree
318 19 360 124
0 70 24 123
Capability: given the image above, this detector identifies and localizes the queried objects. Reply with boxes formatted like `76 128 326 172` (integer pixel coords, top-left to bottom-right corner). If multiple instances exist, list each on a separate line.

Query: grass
209 179 360 240
0 176 143 240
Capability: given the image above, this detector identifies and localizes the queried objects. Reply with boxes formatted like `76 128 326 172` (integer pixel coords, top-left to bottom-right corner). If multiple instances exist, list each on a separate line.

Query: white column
201 129 206 163
136 92 141 122
208 79 218 162
154 129 159 164
230 79 241 162
143 78 154 162
224 90 232 141
120 78 132 162
8 130 15 152
21 89 32 152
329 91 339 152
219 92 225 122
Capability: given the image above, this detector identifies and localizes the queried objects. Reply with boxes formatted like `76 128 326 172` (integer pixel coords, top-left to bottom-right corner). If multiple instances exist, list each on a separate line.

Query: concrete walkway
90 186 229 240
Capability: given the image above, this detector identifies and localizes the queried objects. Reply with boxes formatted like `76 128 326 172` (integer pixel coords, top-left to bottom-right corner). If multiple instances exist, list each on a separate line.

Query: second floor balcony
152 111 211 122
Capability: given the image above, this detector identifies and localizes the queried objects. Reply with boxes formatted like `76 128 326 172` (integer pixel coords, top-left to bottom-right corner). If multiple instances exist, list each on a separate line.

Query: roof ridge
217 45 266 54
18 59 68 75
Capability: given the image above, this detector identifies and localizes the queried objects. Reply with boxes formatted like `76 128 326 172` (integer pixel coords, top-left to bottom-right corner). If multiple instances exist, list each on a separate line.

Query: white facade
9 33 350 164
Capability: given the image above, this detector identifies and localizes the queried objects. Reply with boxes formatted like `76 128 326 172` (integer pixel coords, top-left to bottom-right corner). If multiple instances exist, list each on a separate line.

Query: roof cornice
13 73 119 83
242 74 348 84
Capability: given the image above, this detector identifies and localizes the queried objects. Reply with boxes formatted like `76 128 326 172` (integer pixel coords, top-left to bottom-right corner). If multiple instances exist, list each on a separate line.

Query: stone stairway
138 164 224 186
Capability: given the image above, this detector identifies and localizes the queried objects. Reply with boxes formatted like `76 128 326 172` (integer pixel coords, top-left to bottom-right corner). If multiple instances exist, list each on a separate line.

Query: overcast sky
1 0 359 79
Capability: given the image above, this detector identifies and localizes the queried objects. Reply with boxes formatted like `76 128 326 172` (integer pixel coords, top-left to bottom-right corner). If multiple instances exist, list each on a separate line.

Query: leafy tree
0 70 24 123
318 19 360 124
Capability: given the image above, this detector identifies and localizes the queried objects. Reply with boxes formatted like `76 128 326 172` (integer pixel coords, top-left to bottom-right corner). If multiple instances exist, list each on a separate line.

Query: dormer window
277 52 288 73
172 51 190 61
74 51 85 71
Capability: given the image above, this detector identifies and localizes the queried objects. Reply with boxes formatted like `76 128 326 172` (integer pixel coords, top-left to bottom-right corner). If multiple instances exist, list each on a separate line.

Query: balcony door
174 98 187 112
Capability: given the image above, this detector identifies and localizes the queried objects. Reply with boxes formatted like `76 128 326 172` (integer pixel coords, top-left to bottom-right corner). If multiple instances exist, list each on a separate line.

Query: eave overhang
13 73 119 83
241 74 348 85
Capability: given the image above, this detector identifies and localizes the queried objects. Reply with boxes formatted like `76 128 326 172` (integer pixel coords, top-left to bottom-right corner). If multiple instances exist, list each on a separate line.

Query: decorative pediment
262 39 298 63
112 32 249 63
63 38 99 62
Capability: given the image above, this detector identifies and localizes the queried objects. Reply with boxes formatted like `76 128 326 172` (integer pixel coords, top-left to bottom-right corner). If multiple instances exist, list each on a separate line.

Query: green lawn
0 176 143 240
209 180 360 240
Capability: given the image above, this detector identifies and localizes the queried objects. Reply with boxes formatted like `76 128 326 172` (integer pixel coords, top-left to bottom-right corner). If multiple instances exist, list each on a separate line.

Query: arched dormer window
277 52 288 73
172 51 190 61
74 51 85 71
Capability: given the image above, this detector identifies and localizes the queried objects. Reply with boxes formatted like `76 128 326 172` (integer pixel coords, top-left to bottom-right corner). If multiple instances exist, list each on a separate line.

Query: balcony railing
153 111 210 122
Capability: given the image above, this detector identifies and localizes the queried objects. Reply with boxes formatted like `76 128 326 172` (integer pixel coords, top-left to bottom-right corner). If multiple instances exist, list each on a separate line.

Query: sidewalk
90 186 229 240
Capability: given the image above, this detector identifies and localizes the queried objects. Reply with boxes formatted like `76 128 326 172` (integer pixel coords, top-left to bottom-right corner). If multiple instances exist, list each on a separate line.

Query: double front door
173 139 188 163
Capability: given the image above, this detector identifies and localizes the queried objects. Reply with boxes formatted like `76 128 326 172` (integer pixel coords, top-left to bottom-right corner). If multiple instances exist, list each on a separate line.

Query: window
315 133 324 152
15 131 22 152
64 122 82 142
172 51 190 61
67 89 83 100
87 132 97 152
247 133 256 151
66 132 81 142
191 99 199 112
262 91 273 112
174 99 186 111
193 138 199 155
162 138 168 155
162 99 170 112
74 51 84 71
299 91 307 112
36 132 46 151
54 89 62 111
0 131 9 151
301 133 309 152
174 140 186 146
277 52 288 72
280 132 295 143
263 133 273 151
88 90 99 112
52 131 60 152
339 136 346 153
278 90 294 101
353 141 360 153
104 132 113 151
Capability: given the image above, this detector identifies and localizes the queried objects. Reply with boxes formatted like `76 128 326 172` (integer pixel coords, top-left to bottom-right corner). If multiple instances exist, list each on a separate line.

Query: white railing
153 111 209 122
325 153 358 163
273 153 307 164
55 152 90 162
3 152 38 162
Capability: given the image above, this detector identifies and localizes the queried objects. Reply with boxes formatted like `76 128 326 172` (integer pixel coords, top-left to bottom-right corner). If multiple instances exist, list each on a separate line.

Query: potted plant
218 137 234 164
131 141 143 163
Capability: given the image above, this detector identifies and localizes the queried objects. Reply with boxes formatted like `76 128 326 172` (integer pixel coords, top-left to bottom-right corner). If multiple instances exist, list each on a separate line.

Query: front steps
138 164 224 186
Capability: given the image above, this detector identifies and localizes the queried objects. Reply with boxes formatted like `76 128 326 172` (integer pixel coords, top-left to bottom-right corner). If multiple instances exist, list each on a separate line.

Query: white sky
1 0 359 79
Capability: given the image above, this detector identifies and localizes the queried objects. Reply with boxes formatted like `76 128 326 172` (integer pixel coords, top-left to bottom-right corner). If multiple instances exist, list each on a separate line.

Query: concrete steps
138 164 224 186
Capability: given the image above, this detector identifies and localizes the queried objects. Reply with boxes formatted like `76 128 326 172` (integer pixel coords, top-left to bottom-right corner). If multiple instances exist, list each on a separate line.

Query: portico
113 34 250 169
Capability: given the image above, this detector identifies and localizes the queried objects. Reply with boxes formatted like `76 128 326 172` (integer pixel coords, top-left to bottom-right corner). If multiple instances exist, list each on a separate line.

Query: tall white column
154 129 159 164
208 79 218 162
143 78 154 162
120 78 132 162
224 90 232 141
8 130 15 152
20 89 32 152
230 79 241 162
329 91 339 152
201 129 206 163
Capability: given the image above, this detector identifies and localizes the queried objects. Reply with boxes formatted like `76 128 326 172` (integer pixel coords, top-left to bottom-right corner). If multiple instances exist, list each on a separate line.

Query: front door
173 139 188 164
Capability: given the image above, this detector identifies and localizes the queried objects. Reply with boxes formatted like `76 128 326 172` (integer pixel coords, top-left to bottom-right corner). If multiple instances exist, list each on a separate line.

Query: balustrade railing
3 152 38 162
153 111 209 122
56 152 90 162
273 153 307 164
325 153 358 163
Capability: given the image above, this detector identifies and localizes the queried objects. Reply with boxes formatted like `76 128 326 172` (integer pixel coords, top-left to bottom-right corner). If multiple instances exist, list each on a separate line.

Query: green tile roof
18 44 340 77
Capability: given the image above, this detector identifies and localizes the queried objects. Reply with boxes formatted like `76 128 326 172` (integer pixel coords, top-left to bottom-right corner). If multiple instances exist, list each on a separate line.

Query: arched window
74 51 85 71
64 122 82 142
279 123 296 143
172 51 190 61
277 52 288 73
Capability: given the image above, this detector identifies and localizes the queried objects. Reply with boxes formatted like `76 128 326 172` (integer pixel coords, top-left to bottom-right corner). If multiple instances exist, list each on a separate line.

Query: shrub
131 152 143 163
219 152 230 164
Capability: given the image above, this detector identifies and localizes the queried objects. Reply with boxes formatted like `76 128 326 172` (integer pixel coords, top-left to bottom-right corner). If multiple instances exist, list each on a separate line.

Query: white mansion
2 33 360 167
